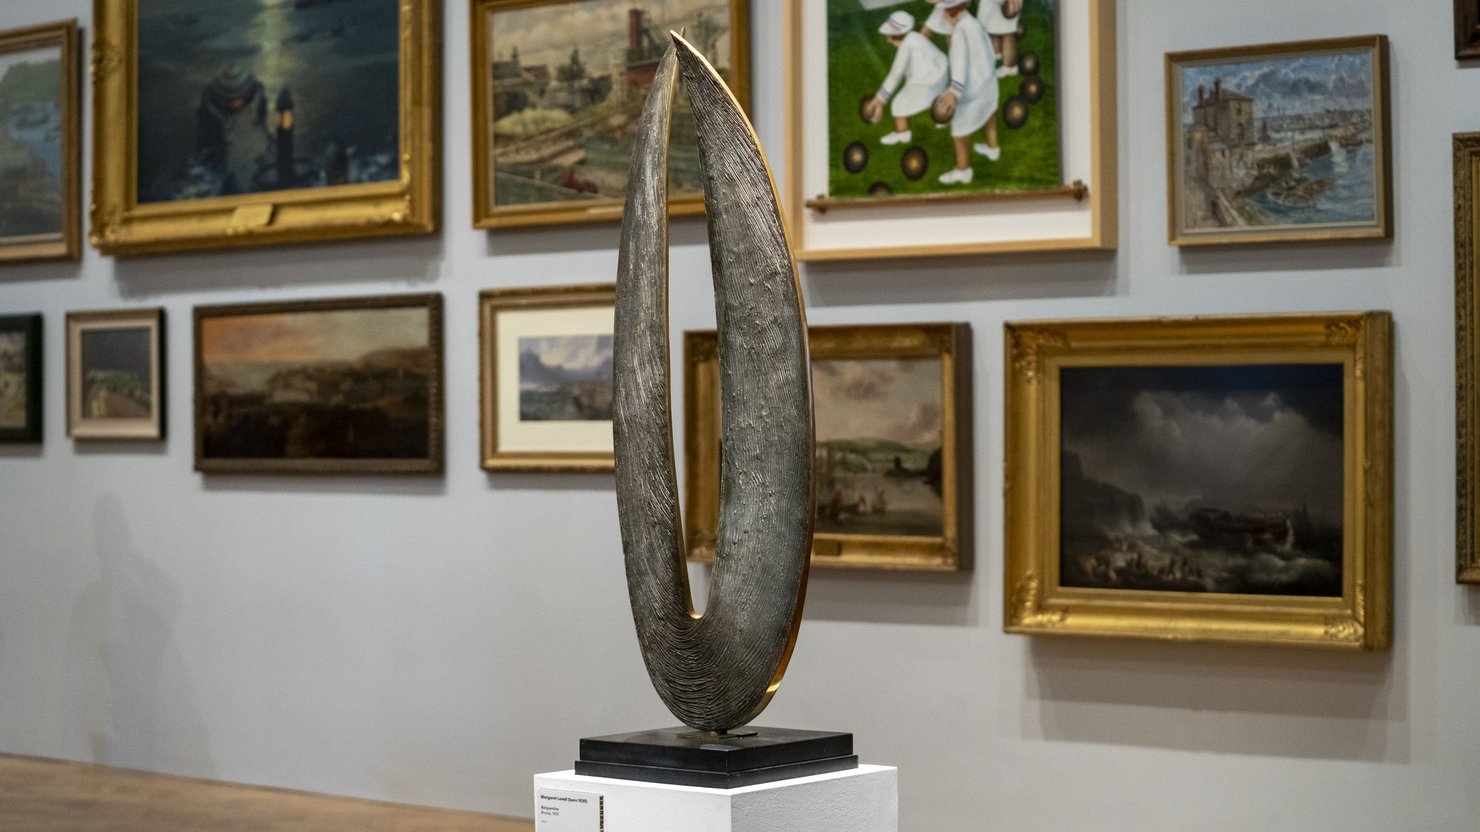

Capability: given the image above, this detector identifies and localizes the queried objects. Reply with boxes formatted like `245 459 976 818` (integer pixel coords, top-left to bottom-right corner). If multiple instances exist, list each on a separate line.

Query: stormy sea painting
0 45 64 239
814 357 945 537
79 328 155 420
136 0 401 204
1059 363 1345 598
517 334 613 422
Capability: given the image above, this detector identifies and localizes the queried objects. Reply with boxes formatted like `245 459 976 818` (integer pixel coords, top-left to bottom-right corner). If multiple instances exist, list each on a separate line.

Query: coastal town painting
66 309 165 441
686 324 972 571
1167 36 1391 245
194 295 443 474
480 284 616 472
826 0 1061 201
0 21 78 263
0 314 41 442
472 0 748 228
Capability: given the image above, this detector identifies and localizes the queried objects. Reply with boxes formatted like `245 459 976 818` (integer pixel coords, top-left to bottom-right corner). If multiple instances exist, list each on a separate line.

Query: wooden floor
0 754 534 832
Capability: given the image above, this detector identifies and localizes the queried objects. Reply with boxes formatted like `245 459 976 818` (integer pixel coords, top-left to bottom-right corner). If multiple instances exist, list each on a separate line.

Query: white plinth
533 765 898 832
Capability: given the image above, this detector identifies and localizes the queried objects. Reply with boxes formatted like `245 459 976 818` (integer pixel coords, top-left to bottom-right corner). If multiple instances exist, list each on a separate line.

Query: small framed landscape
194 294 443 474
480 284 615 472
0 314 42 442
785 0 1117 260
1166 36 1392 247
1004 313 1392 649
0 20 80 264
91 0 439 255
470 0 750 229
66 309 166 441
686 323 972 572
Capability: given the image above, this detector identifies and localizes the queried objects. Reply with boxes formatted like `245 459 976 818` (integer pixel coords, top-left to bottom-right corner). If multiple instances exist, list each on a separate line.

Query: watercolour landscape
518 334 613 422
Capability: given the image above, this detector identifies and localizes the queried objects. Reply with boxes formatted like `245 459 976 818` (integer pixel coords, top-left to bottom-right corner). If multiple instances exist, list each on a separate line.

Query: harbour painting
475 0 743 226
79 327 156 421
0 42 64 240
826 0 1060 200
1059 363 1345 598
196 296 442 472
814 357 945 537
0 327 29 429
518 334 613 422
1169 37 1390 244
135 0 402 204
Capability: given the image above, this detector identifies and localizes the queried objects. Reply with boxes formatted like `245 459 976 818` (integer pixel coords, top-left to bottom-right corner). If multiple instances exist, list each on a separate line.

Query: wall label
536 787 604 831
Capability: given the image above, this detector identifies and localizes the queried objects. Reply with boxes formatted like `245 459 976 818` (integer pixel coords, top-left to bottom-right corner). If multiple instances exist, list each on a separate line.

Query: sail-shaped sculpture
612 34 814 734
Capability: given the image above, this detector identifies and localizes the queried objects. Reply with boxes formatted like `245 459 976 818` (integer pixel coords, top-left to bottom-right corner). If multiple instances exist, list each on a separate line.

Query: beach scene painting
135 0 402 204
814 357 945 538
1058 363 1345 598
0 42 64 242
1170 37 1389 244
518 334 613 422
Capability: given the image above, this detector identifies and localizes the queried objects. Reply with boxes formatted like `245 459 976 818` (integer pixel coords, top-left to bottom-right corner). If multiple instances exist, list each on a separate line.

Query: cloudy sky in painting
1060 364 1345 521
489 0 731 74
1181 50 1373 118
813 358 941 447
201 307 429 365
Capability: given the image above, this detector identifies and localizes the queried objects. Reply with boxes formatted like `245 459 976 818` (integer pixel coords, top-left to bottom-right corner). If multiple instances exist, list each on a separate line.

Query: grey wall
1 1 1477 829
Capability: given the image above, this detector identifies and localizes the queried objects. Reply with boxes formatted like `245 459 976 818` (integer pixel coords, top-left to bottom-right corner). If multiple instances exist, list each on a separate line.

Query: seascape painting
136 0 401 204
814 357 945 537
827 0 1060 199
0 329 27 429
1059 363 1345 598
1172 40 1386 241
482 0 736 211
518 334 613 422
79 328 155 420
198 302 437 465
0 44 63 240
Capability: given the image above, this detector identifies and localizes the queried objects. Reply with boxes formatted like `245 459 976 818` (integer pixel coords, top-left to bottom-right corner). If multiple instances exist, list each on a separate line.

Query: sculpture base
575 727 857 788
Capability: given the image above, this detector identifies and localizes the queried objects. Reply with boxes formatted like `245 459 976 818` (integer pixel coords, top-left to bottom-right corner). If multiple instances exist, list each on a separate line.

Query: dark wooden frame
65 308 166 441
1458 1 1480 60
193 294 444 475
0 314 43 442
1456 134 1480 583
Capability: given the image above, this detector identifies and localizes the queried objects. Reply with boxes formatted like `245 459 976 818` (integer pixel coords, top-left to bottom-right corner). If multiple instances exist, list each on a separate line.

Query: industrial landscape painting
0 41 64 241
196 296 442 473
135 0 402 204
1169 37 1390 244
1058 363 1346 598
518 334 613 422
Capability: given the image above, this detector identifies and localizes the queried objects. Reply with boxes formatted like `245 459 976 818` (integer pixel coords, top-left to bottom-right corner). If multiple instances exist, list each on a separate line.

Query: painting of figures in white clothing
1167 36 1392 246
828 0 1060 199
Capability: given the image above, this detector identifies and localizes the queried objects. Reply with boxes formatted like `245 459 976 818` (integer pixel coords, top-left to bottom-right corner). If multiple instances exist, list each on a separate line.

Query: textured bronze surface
612 35 814 733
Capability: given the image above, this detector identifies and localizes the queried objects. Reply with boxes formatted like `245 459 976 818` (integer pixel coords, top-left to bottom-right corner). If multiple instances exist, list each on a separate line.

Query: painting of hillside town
0 328 30 430
519 335 613 422
1171 39 1388 242
814 357 945 538
827 0 1060 200
135 0 401 204
1059 363 1346 598
480 0 738 218
197 299 439 469
78 328 156 421
0 43 64 240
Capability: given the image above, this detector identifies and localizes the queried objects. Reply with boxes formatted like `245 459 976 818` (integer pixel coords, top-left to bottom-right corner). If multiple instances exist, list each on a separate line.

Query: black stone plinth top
576 727 858 789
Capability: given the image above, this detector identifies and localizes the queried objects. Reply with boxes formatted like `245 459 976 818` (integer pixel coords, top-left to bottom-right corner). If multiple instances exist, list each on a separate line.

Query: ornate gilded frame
1004 313 1392 649
1455 134 1480 583
193 294 444 474
470 0 751 230
91 0 440 256
0 314 43 442
686 323 973 572
1165 35 1392 247
479 283 616 472
0 20 80 264
66 307 166 441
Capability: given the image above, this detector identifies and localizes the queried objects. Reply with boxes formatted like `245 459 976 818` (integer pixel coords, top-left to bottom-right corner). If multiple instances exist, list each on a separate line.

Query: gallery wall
0 1 1477 829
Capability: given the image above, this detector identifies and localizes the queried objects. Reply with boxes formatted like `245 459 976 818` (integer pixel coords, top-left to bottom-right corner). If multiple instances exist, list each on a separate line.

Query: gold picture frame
1455 133 1480 583
1165 35 1392 247
470 0 751 230
686 323 973 572
66 307 166 441
480 283 616 472
784 0 1117 261
0 19 81 264
1004 313 1391 649
194 294 444 475
91 0 440 256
